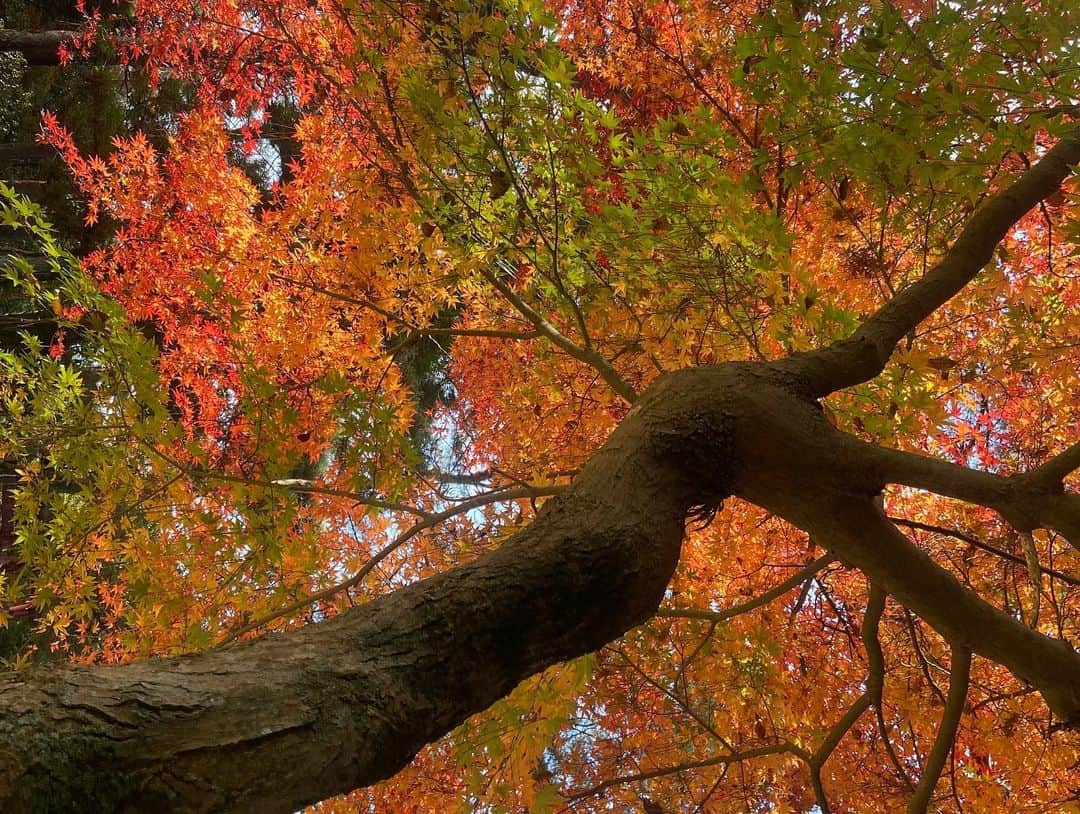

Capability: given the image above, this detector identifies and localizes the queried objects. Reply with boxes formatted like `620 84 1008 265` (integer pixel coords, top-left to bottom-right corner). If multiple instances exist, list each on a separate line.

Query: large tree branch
0 372 712 811
840 436 1080 548
748 401 1080 549
778 128 1080 396
1 363 1077 811
1027 441 1080 489
719 364 1080 724
736 483 1080 725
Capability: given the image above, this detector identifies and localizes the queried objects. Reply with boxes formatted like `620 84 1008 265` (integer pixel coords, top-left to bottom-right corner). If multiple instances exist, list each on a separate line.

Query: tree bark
0 375 708 812
0 144 55 162
0 31 75 66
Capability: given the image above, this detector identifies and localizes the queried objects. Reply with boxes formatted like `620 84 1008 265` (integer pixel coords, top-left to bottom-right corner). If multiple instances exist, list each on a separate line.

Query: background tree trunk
0 30 74 66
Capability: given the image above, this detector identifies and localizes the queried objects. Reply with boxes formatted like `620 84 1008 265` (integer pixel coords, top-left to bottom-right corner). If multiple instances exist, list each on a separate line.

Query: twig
656 555 835 623
889 517 1077 586
217 485 564 645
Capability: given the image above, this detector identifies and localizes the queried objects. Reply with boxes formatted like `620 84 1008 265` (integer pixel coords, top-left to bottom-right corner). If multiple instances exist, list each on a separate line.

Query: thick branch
720 364 1080 723
1 363 1075 811
848 438 1080 548
1028 441 1080 489
740 485 1080 725
0 374 720 812
779 129 1080 396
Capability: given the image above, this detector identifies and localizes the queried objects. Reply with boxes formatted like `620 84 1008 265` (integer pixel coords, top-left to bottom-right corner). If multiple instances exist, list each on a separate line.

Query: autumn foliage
2 0 1079 810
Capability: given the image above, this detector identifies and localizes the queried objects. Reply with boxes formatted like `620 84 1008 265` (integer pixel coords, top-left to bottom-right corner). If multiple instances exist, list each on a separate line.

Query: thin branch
656 554 835 622
141 441 429 517
268 270 539 342
907 647 971 814
778 127 1080 396
862 585 915 792
217 485 564 645
237 476 431 517
889 517 1078 587
563 743 796 803
478 267 638 403
611 645 734 752
1019 531 1042 627
419 468 493 485
805 585 887 814
905 610 947 706
412 326 540 340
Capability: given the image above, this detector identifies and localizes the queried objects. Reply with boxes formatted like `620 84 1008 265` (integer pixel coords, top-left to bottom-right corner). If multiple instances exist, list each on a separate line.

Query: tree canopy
0 0 1078 811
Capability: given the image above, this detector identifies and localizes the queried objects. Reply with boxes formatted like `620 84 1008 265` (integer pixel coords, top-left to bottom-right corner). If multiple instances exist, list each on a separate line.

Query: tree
1 0 1079 811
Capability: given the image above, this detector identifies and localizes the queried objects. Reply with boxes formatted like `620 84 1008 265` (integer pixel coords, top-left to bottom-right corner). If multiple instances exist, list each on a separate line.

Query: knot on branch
647 409 735 518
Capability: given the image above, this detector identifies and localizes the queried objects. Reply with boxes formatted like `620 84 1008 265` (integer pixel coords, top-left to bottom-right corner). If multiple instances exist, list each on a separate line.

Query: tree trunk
0 77 1075 814
0 144 55 162
0 31 75 66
